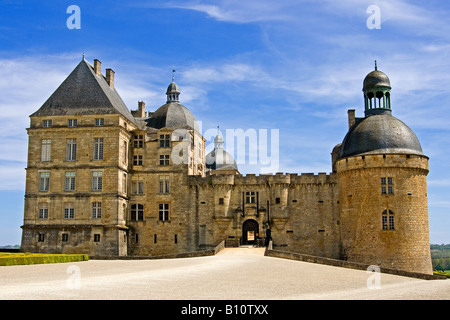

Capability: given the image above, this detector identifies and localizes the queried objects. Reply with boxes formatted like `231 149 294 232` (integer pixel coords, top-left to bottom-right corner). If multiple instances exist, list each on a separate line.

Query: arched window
382 210 395 230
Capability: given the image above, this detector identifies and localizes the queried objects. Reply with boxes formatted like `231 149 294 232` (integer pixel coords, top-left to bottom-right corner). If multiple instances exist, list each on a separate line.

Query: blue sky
0 0 449 245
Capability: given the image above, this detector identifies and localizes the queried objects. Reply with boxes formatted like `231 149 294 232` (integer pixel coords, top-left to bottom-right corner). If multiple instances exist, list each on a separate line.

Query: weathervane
172 69 176 82
374 60 378 71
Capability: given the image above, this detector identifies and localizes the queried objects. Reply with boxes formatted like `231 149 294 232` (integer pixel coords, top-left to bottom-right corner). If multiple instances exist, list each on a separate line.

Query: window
68 119 77 127
132 178 144 194
38 203 48 219
122 173 127 194
123 141 128 164
92 171 103 191
134 135 144 148
66 139 77 161
95 118 104 126
39 172 50 191
174 234 178 244
41 139 51 162
159 203 169 221
94 138 104 160
219 198 224 205
94 234 101 242
133 155 143 166
159 154 169 166
38 233 45 242
43 120 52 128
62 233 69 242
275 197 281 204
382 210 395 230
64 203 74 219
65 172 76 191
246 191 256 204
160 134 170 148
92 202 102 219
131 204 144 221
381 177 394 194
159 175 169 194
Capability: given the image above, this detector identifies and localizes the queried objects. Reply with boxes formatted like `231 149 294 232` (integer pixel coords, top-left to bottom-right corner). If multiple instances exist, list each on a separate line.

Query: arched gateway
242 219 259 245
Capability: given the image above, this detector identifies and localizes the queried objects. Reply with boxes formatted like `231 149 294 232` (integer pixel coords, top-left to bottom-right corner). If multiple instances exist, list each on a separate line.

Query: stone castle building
21 58 433 274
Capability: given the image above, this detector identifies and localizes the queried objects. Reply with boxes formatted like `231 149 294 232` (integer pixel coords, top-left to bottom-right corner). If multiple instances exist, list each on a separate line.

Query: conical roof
31 59 136 124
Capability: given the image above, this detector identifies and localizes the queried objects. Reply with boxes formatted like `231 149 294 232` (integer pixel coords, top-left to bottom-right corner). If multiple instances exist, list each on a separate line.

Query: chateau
21 58 433 274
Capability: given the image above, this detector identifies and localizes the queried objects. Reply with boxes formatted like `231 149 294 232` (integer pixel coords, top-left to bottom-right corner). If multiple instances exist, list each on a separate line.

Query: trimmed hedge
0 252 89 266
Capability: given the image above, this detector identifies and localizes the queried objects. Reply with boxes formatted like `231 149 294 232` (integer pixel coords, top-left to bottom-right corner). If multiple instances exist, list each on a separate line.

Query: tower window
382 210 395 230
381 177 394 194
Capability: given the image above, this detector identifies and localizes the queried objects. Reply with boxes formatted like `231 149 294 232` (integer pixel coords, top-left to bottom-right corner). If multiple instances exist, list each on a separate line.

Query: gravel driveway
0 247 448 300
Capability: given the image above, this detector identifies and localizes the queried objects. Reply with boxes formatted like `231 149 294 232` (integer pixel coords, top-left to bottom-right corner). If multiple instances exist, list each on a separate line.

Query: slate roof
339 113 425 158
31 59 136 124
145 102 198 131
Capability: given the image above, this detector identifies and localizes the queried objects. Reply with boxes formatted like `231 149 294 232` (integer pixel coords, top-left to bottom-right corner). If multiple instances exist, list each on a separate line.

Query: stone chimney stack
138 101 146 117
348 109 356 129
94 59 101 76
106 68 115 89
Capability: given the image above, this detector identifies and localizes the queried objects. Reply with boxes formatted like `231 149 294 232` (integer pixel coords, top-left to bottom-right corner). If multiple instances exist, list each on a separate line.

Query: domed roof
206 149 238 171
206 131 238 172
146 102 198 131
339 114 424 158
166 81 180 94
363 69 391 91
146 79 198 131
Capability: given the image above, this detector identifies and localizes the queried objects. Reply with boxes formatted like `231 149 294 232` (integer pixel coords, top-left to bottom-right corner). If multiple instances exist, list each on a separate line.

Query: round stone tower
336 62 432 274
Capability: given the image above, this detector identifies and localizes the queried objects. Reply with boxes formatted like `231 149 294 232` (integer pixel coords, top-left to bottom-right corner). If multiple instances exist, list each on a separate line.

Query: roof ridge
31 59 136 124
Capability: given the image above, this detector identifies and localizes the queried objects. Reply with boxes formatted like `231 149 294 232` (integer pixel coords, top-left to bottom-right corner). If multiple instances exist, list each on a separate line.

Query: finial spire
172 69 176 82
374 60 378 71
82 52 85 60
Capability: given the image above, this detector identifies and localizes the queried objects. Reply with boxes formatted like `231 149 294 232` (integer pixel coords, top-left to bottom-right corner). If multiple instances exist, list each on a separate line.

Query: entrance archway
242 219 259 245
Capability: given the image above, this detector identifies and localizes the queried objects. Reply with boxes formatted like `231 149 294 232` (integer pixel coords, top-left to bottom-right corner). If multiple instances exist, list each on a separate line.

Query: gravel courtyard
0 247 449 300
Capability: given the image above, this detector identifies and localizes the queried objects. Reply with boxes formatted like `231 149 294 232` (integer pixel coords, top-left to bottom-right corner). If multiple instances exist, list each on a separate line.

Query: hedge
0 252 89 266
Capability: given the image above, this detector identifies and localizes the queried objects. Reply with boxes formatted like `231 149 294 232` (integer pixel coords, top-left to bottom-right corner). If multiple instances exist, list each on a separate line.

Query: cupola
363 61 392 116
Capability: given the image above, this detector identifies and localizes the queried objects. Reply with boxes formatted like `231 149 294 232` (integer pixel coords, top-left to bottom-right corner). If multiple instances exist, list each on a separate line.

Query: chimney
138 101 146 117
348 109 356 129
94 59 101 76
106 68 115 89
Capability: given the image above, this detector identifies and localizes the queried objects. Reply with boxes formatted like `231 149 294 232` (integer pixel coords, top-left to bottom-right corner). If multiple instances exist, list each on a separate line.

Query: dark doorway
242 219 259 245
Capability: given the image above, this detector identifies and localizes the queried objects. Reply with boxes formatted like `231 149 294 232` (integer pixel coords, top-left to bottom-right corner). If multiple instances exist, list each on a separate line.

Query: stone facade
20 58 433 275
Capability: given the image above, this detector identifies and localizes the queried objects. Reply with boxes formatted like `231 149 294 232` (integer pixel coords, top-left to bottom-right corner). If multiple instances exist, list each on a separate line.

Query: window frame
93 138 104 160
246 191 256 204
159 134 171 148
382 210 395 230
159 154 170 166
41 139 51 162
39 172 50 192
65 171 76 191
66 138 77 161
92 171 103 191
92 202 102 219
159 203 169 221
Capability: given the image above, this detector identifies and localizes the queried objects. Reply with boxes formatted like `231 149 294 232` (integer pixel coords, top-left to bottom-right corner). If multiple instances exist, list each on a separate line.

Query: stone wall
337 153 433 274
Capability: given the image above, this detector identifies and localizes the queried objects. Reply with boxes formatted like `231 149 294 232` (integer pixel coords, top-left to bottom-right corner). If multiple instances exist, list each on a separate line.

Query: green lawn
0 252 89 266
